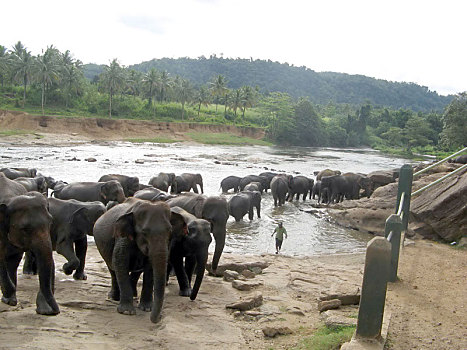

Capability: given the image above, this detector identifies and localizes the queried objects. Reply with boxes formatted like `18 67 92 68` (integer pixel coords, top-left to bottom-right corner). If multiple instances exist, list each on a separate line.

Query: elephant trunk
211 224 226 274
199 181 204 194
190 250 208 300
150 249 168 323
32 239 60 315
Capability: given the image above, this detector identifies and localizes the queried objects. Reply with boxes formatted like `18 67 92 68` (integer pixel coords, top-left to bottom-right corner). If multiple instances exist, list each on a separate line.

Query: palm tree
228 89 242 118
143 68 159 114
209 75 228 113
158 70 172 103
0 45 8 87
240 85 256 119
126 69 143 99
100 58 124 118
61 64 83 108
10 41 34 107
194 86 210 117
176 78 193 120
34 45 60 115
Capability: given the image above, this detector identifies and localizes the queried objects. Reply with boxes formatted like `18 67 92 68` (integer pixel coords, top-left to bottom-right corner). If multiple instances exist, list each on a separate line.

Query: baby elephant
228 191 262 222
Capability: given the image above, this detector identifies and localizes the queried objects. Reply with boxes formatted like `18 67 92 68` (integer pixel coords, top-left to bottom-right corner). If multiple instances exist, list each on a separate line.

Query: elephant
13 176 48 194
53 180 126 205
320 175 350 204
451 154 467 164
312 180 329 203
0 167 37 180
149 173 176 193
23 198 106 280
342 172 373 199
316 169 341 181
134 187 172 202
258 172 278 192
244 182 263 194
287 176 314 201
166 193 229 275
0 178 59 315
220 175 242 193
167 206 212 300
239 175 268 192
172 173 204 194
99 174 140 197
228 191 261 222
270 175 292 207
93 198 173 323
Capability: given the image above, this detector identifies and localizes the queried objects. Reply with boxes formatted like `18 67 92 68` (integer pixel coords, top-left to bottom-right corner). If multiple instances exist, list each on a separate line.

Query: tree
228 89 242 118
176 78 193 120
209 74 228 113
158 70 172 102
194 85 210 117
0 45 8 87
259 92 294 144
403 115 432 151
240 85 256 119
100 58 124 117
34 45 60 115
10 41 34 107
143 68 159 113
440 92 467 150
293 98 325 146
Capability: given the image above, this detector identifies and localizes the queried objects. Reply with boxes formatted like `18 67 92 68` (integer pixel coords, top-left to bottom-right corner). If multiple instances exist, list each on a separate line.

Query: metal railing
355 148 467 341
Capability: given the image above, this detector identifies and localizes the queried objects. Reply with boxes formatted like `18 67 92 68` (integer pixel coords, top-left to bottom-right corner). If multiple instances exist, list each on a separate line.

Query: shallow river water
1 142 415 256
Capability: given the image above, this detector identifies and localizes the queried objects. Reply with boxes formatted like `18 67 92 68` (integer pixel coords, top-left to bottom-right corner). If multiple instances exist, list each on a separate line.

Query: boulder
207 261 270 276
368 170 397 191
223 270 240 282
318 299 342 312
226 293 263 311
262 326 293 338
232 280 263 291
241 269 256 279
410 167 467 242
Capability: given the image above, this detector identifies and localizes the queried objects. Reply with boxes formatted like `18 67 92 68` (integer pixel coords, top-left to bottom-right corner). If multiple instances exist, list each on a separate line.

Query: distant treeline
1 41 466 154
84 56 454 112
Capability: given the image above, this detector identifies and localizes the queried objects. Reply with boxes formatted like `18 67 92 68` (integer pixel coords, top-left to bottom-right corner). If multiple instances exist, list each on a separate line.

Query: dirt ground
1 112 466 349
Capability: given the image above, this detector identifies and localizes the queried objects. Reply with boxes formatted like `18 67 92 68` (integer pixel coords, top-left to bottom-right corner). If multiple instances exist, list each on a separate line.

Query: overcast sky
2 0 466 95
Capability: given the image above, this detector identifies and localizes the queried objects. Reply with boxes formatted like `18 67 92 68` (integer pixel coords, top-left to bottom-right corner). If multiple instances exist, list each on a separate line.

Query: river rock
223 270 240 282
85 157 97 162
226 293 263 311
368 170 398 192
262 326 293 338
135 159 145 164
410 167 467 242
318 299 342 312
320 293 360 306
207 261 270 276
321 311 357 328
241 269 256 279
232 280 263 291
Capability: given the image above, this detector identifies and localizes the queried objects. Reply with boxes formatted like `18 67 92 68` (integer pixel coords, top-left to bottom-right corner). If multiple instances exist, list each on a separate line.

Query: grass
187 131 272 146
125 136 179 144
293 325 356 350
0 129 36 137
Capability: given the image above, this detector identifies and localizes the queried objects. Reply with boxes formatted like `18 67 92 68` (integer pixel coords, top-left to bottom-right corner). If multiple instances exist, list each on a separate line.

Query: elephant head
126 177 140 197
170 206 212 300
0 192 59 315
100 180 126 204
358 176 373 198
113 200 172 323
194 173 204 194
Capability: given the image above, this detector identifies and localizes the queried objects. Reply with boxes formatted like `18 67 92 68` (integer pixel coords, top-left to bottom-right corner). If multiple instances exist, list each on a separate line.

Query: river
1 142 414 256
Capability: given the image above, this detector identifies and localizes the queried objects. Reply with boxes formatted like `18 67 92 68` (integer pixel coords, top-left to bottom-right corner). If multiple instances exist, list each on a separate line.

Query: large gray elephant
13 176 48 194
451 154 467 164
172 173 204 194
316 169 341 181
166 193 228 275
239 175 269 192
149 173 176 193
287 175 314 201
168 207 212 300
0 168 37 180
312 180 329 203
320 175 350 204
134 187 170 201
93 198 173 323
0 174 59 315
270 175 292 207
244 181 264 194
228 191 261 222
258 172 278 192
99 174 140 197
220 175 242 193
53 180 126 205
342 172 373 199
23 198 106 280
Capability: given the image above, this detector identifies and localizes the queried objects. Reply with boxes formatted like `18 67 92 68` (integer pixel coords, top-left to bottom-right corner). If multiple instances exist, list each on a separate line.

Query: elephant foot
178 288 191 297
117 303 136 315
108 290 120 301
73 271 87 280
138 300 152 312
1 295 17 306
36 302 60 315
63 264 74 275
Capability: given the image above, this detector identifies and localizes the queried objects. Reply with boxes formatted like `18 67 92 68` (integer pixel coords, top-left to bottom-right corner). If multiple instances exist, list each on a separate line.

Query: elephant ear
0 203 9 237
170 207 188 237
70 207 92 234
114 211 135 240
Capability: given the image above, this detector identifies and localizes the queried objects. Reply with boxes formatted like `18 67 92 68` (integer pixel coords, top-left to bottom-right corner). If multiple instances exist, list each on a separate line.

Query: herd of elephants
0 164 397 323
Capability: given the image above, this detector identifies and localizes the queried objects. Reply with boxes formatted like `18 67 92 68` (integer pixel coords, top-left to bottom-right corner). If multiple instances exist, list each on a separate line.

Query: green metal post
396 164 413 231
385 214 403 282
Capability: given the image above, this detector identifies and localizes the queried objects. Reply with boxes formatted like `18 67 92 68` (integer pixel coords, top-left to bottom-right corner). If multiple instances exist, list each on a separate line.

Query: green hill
83 57 453 112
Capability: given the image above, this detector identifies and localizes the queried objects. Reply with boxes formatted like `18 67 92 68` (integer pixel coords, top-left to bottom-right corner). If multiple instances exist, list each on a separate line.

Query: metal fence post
384 214 403 282
356 237 391 339
396 164 413 231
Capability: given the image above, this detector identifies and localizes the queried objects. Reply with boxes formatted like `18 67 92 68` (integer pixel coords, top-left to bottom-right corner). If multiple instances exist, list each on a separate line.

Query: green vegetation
293 325 356 350
187 132 272 146
1 41 465 156
0 129 33 137
126 136 179 144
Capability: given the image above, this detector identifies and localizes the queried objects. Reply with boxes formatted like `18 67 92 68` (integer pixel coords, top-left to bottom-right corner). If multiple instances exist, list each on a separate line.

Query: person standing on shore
271 222 287 254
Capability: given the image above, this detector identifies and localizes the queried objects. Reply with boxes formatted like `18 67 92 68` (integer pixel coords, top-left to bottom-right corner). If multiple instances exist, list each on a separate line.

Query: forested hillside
83 57 453 112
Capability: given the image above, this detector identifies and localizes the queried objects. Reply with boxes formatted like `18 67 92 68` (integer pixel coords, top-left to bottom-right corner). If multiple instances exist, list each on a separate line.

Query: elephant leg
108 269 120 301
73 238 87 280
256 205 261 219
184 255 196 286
192 185 199 194
302 192 306 201
7 253 22 288
130 271 142 297
0 247 20 306
248 207 254 221
112 242 136 315
34 247 60 315
138 265 153 311
23 251 37 275
56 240 80 275
171 253 190 297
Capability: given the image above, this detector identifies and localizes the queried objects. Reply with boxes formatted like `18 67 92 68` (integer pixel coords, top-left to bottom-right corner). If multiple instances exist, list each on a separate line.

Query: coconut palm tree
209 74 228 113
158 70 172 103
34 45 60 115
10 41 34 107
0 45 8 87
100 58 125 117
194 85 210 117
240 85 256 119
126 69 143 99
143 68 159 113
176 78 193 120
228 89 242 118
